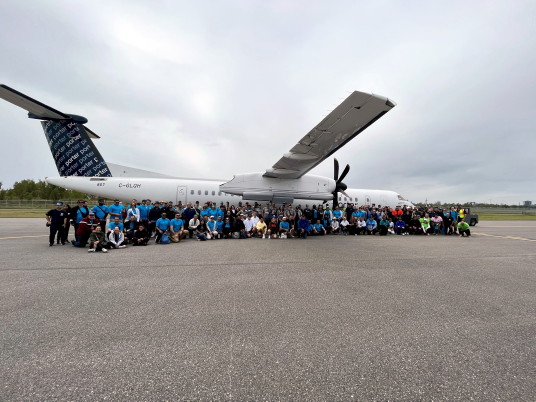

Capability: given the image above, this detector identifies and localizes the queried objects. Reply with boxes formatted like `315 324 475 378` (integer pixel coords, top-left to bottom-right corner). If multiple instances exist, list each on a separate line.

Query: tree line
0 179 88 200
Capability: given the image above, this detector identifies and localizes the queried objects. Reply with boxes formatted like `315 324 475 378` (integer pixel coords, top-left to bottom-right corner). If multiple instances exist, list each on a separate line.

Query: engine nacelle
219 172 336 202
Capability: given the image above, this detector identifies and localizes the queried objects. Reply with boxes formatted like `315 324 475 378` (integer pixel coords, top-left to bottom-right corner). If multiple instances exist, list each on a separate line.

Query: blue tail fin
0 84 112 177
41 119 112 177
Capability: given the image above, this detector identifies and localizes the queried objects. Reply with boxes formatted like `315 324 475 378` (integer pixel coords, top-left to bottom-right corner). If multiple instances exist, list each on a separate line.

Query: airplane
0 84 413 208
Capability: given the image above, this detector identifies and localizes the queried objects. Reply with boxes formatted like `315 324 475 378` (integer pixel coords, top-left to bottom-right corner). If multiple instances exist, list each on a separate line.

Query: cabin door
176 186 187 205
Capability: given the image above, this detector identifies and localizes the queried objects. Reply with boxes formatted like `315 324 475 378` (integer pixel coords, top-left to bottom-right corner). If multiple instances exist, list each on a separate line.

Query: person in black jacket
148 202 163 237
132 224 150 246
233 215 246 239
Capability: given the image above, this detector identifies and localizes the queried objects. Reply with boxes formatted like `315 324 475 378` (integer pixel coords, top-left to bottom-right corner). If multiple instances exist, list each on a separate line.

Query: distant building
523 200 532 206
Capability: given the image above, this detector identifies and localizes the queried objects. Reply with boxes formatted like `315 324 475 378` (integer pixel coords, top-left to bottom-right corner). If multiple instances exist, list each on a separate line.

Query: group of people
45 199 473 252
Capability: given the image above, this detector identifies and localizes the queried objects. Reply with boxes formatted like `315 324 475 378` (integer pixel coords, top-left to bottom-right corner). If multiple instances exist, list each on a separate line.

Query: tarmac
1 219 535 401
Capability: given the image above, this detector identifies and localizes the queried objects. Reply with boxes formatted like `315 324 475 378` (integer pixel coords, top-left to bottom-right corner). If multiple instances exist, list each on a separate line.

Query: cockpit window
397 194 407 201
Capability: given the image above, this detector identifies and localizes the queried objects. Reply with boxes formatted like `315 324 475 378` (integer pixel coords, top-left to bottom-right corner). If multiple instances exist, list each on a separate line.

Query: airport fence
0 200 535 215
472 207 536 215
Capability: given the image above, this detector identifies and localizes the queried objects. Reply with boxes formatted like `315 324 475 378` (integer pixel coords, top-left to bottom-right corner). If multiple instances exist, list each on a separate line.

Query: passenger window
205 190 208 195
218 191 222 196
190 190 194 195
198 190 201 195
212 191 215 196
344 197 347 201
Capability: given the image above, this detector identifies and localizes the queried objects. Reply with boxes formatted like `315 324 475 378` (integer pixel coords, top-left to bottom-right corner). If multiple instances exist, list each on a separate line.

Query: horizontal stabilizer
0 84 70 120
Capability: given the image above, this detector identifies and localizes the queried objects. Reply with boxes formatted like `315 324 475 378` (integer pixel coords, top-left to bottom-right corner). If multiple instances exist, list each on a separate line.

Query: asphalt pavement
1 219 535 401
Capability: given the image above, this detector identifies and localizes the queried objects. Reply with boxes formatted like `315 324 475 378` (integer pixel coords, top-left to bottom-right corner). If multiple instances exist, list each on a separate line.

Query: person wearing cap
207 216 218 240
279 216 290 238
73 212 101 247
46 202 68 246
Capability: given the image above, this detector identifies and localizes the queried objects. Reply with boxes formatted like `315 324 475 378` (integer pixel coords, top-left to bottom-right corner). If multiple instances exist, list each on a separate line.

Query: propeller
332 158 350 207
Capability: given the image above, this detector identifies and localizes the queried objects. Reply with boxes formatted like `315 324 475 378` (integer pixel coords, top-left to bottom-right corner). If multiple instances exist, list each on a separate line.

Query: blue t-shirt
76 206 90 223
215 221 224 232
279 221 290 230
108 204 124 219
333 210 342 219
108 221 124 231
138 205 149 220
170 218 184 232
92 204 109 220
156 218 171 231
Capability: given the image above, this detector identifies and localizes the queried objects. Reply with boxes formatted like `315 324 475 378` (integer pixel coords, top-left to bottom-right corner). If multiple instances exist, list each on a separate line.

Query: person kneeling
107 227 127 249
88 226 108 253
458 219 471 237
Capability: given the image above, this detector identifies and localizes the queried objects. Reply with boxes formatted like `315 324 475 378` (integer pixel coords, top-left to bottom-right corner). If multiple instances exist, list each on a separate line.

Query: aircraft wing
0 84 70 120
263 91 396 179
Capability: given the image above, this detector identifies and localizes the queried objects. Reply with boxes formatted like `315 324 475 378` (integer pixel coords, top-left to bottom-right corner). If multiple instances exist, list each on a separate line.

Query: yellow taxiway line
0 235 49 240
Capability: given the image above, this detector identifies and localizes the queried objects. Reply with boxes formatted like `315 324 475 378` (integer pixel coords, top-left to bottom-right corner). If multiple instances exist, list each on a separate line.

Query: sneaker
102 248 108 253
262 235 265 239
119 245 126 248
88 248 95 253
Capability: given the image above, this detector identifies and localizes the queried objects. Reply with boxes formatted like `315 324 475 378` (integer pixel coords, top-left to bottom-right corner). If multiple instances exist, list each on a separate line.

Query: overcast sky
1 0 535 204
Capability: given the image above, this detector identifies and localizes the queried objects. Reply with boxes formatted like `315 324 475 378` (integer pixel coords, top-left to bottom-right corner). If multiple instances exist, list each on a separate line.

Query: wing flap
264 91 396 179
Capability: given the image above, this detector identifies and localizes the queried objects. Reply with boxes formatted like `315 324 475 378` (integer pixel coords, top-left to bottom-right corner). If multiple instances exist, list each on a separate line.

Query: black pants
460 229 471 236
49 225 61 245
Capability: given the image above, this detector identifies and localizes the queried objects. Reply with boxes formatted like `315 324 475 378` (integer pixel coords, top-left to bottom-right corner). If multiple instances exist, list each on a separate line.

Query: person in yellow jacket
256 217 268 238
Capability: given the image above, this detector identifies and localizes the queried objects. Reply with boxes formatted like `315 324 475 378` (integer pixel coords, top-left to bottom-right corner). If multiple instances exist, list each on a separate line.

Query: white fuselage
46 175 412 208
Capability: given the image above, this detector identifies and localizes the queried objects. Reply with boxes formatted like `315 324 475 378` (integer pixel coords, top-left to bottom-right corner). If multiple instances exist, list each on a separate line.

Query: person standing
92 199 109 231
46 202 68 246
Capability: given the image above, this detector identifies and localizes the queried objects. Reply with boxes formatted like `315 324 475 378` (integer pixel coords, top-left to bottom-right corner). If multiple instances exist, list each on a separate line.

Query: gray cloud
1 0 535 204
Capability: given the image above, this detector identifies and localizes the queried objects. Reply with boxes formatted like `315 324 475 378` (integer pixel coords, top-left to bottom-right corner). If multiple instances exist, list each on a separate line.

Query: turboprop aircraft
0 84 412 208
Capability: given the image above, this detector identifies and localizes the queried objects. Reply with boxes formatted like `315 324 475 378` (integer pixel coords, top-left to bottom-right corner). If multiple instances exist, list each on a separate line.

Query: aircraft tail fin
0 84 112 177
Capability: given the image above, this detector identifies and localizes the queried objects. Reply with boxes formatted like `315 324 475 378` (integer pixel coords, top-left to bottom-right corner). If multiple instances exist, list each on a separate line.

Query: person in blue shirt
74 200 90 232
92 199 109 230
138 200 150 228
155 212 171 244
279 217 290 238
206 216 218 240
297 216 310 239
366 217 378 235
170 213 186 242
313 221 326 235
395 217 407 235
107 216 124 232
215 216 224 237
108 200 124 222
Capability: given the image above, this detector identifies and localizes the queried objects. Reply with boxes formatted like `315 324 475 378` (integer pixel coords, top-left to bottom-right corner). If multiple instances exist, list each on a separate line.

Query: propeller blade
334 158 339 181
340 190 350 198
333 192 339 207
338 164 350 184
